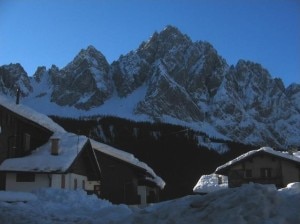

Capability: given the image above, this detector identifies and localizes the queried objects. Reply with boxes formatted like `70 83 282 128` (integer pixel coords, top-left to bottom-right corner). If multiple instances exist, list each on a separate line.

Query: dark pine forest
51 116 256 200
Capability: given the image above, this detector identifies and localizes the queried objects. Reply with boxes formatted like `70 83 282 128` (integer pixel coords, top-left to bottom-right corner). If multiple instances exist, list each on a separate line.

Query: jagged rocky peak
157 25 191 43
64 45 110 73
33 66 47 82
286 83 300 112
0 63 27 75
234 59 288 98
235 60 272 83
286 83 300 96
48 46 113 110
112 25 194 97
139 25 192 58
0 63 32 96
48 64 60 75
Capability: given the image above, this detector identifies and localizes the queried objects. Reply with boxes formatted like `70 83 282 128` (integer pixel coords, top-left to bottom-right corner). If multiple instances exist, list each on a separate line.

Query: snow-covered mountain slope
0 26 299 149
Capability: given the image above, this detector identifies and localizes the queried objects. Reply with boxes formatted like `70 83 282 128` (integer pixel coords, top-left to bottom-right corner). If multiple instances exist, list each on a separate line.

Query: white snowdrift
0 183 299 224
193 173 228 193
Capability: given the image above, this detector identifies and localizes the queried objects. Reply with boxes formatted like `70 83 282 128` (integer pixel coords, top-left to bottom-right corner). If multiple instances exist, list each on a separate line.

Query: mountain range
1 25 299 150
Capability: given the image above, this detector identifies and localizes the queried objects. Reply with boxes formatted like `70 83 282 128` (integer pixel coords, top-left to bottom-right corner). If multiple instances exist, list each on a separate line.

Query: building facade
215 147 300 188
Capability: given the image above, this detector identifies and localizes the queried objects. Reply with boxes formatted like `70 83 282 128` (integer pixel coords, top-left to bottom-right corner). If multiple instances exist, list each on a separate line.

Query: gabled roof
0 132 89 173
0 95 164 187
0 95 65 133
216 147 300 175
91 140 165 189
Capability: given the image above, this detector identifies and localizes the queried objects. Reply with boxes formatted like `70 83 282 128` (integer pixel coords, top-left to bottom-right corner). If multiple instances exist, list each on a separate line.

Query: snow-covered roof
193 174 228 194
90 140 165 189
216 147 300 173
0 132 88 173
0 95 65 133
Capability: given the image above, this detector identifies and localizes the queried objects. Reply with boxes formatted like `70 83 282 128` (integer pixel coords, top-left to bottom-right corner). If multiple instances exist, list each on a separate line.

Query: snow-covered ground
1 183 299 224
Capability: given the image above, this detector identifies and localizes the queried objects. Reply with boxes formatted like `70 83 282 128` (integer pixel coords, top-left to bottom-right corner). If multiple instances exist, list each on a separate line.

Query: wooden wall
0 105 52 163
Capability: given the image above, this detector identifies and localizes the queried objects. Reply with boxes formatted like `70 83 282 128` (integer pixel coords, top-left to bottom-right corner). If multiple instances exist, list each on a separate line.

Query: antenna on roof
16 87 20 105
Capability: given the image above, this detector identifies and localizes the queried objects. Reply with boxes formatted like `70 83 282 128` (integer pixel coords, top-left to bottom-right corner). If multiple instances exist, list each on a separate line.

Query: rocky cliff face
0 63 32 97
0 26 299 149
19 46 113 110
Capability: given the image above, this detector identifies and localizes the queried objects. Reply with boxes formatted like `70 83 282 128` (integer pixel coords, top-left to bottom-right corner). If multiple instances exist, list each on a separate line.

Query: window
244 169 252 178
260 168 272 178
74 178 78 190
61 175 65 189
23 133 31 152
16 173 35 182
229 170 244 179
82 180 85 190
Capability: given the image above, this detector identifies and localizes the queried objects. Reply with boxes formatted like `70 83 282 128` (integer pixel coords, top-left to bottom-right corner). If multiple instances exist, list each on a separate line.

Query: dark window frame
16 172 35 182
260 168 272 178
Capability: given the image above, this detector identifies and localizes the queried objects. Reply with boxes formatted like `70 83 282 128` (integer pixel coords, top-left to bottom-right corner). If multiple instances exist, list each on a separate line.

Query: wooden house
0 133 101 194
0 96 101 193
0 95 165 205
91 140 165 205
215 147 300 188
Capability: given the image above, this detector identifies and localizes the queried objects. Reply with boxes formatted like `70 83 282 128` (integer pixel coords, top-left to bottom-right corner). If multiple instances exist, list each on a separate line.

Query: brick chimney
51 137 60 155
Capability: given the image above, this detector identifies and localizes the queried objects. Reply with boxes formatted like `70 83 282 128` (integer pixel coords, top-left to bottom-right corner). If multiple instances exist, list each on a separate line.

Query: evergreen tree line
51 115 256 200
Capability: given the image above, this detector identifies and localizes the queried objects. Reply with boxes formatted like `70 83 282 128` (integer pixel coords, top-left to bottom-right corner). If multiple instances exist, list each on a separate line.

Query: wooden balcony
229 176 283 188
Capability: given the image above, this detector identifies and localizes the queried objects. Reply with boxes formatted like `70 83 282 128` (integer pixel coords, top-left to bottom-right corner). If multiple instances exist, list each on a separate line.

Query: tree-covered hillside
51 116 256 200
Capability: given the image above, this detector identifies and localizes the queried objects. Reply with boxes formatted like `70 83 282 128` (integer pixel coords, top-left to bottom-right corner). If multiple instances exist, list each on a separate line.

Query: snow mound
193 174 228 193
279 182 300 195
128 183 300 224
0 184 299 223
0 191 37 202
0 188 132 224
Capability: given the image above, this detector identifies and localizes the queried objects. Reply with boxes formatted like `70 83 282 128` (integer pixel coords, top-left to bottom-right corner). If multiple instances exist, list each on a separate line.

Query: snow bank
0 188 132 224
126 183 300 224
0 183 299 223
193 174 228 193
0 191 37 202
279 182 300 194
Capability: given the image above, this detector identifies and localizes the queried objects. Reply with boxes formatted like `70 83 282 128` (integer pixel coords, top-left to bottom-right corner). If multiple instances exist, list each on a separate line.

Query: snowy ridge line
216 146 300 172
0 95 65 133
91 140 165 189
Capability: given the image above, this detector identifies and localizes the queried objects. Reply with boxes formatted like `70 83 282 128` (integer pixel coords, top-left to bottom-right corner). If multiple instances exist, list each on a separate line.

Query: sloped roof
0 132 88 173
0 95 65 133
91 140 165 189
0 95 164 188
216 147 300 174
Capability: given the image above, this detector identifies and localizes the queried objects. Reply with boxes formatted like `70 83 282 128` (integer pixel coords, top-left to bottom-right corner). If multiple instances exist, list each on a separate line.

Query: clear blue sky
0 0 299 86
